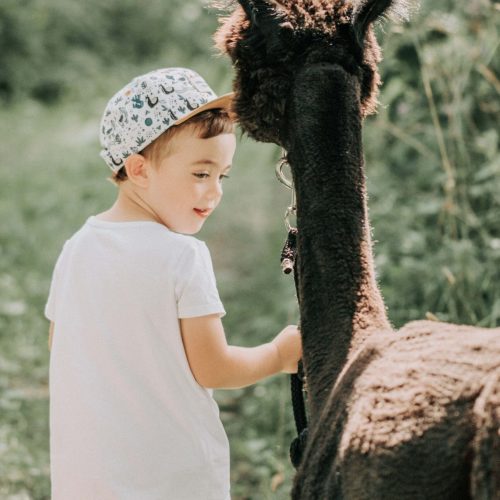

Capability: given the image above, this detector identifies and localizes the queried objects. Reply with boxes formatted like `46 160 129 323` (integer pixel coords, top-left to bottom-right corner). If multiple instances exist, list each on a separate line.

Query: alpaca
213 1 500 498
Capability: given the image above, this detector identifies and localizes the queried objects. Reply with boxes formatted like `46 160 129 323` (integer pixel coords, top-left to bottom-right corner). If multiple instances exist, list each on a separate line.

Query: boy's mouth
193 208 212 218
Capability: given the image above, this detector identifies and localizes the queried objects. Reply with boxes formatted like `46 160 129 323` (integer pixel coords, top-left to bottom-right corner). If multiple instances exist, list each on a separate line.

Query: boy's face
146 126 236 235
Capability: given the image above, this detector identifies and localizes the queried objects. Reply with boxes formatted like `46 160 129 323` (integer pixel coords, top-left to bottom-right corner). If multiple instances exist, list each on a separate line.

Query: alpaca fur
214 0 500 498
302 321 500 498
214 0 386 145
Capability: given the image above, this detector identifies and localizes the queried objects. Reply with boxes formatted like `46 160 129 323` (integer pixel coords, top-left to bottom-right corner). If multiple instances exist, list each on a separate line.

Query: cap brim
174 92 235 125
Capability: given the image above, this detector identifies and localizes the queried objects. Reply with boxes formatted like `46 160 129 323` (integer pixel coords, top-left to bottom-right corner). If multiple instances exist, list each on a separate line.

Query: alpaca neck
284 63 391 423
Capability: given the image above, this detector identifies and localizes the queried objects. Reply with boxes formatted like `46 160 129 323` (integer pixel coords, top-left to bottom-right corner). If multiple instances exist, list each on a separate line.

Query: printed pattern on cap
99 68 219 173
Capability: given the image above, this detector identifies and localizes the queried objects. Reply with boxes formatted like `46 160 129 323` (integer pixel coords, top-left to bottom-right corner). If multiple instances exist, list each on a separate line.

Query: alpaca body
284 60 500 498
214 0 500 497
294 321 500 499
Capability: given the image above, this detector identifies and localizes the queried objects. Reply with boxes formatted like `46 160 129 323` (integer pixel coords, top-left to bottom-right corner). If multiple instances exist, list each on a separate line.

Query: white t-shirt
45 216 230 500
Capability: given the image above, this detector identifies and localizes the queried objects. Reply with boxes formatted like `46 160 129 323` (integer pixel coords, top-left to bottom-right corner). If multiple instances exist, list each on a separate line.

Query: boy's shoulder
62 217 208 267
157 228 211 265
131 221 206 254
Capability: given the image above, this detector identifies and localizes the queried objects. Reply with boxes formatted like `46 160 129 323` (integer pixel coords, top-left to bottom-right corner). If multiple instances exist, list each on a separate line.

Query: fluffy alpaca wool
299 321 500 498
214 0 500 498
213 0 413 145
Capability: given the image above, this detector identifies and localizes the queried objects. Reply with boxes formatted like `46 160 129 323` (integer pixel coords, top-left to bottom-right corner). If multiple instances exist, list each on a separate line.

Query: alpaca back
293 321 500 499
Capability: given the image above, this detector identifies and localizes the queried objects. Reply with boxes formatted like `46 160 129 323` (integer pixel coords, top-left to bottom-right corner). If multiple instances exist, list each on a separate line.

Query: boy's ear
124 154 149 188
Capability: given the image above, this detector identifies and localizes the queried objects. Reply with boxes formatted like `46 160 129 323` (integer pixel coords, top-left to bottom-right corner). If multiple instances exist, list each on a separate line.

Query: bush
366 0 500 327
0 0 220 103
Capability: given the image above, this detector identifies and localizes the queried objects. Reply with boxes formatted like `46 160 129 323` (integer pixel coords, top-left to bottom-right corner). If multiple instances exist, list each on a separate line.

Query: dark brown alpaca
214 1 500 498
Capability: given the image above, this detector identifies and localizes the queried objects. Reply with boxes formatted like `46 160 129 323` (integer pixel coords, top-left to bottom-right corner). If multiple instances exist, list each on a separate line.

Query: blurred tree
0 0 220 103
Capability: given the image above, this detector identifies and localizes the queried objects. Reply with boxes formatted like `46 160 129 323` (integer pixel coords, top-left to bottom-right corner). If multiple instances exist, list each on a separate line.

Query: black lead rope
280 227 308 469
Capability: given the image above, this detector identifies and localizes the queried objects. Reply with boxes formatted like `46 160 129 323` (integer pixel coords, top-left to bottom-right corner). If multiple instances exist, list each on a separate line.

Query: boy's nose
210 180 223 200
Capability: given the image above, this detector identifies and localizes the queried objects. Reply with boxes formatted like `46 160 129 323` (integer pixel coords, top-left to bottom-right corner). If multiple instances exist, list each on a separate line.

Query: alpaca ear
236 0 285 56
352 0 392 44
237 0 257 25
237 0 279 31
352 0 413 45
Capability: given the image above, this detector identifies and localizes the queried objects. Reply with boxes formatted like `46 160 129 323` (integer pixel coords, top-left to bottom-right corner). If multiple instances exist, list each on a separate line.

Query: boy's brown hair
112 108 234 184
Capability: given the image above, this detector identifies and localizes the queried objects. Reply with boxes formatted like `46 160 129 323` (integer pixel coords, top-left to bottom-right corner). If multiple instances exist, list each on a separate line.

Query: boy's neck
96 183 160 224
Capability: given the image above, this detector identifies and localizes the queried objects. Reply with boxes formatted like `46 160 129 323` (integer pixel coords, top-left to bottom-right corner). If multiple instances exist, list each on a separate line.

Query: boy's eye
193 173 230 181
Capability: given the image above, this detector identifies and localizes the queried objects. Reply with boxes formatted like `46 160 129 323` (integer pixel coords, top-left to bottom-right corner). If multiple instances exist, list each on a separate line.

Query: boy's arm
180 315 301 389
48 321 55 351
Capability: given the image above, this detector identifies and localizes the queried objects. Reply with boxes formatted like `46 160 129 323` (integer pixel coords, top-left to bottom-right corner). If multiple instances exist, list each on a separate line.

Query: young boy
45 67 302 500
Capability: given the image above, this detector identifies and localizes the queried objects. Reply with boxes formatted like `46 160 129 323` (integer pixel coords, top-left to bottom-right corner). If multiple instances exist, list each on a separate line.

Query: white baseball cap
99 67 234 172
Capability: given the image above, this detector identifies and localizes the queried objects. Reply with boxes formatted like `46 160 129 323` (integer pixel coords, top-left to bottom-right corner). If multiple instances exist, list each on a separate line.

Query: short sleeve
175 241 226 319
44 243 67 322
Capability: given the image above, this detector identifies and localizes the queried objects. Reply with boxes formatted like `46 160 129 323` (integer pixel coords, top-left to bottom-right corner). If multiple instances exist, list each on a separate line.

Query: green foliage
0 0 220 103
366 0 500 327
0 0 499 498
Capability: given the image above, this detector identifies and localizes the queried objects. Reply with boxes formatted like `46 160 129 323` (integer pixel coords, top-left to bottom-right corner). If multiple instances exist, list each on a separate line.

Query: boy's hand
180 316 302 388
271 325 302 374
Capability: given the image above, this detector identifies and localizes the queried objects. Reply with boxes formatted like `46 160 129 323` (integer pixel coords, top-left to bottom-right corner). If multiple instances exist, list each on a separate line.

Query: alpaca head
214 0 412 146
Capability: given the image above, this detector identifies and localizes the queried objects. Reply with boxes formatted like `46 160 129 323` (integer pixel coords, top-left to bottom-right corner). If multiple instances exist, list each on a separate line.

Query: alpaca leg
471 368 500 499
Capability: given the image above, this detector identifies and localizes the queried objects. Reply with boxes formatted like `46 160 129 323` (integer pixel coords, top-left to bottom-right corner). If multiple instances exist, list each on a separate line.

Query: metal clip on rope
275 156 297 233
277 155 298 274
277 152 308 469
277 152 298 275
